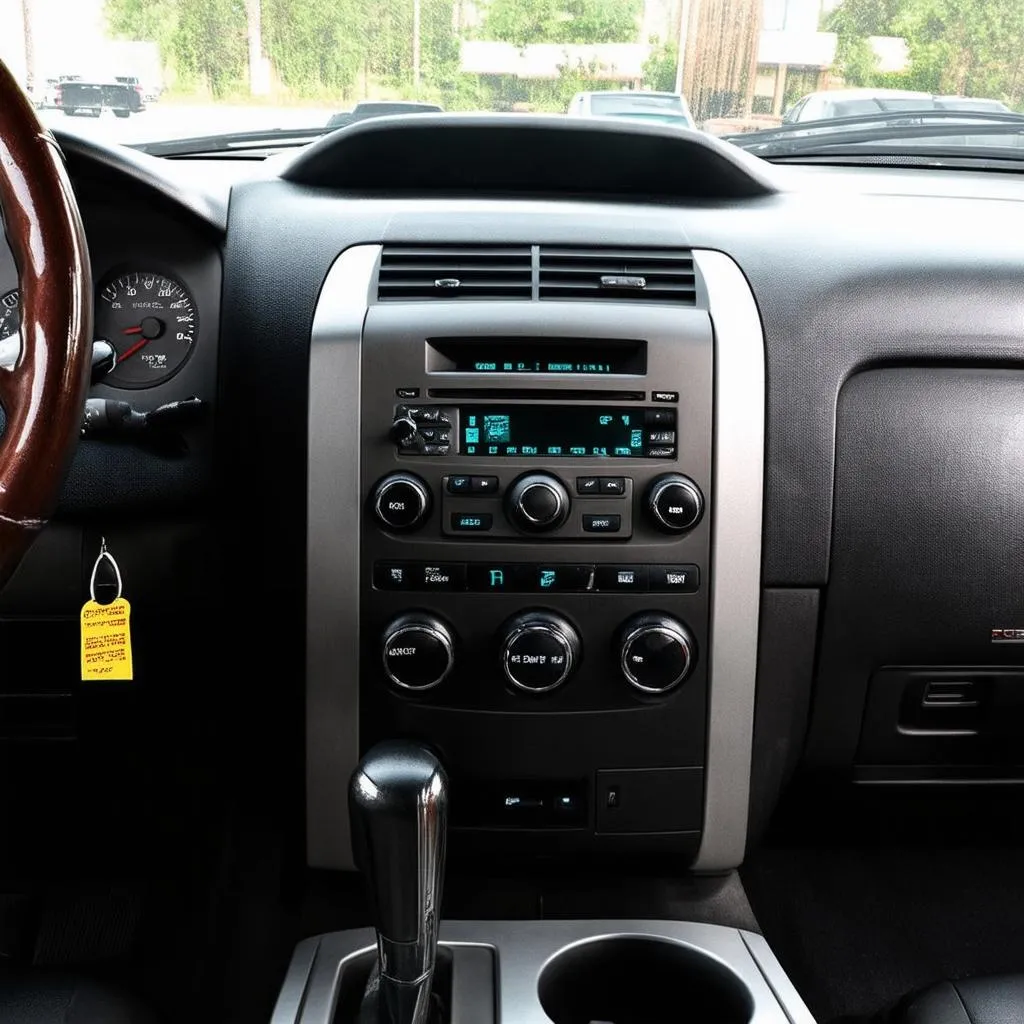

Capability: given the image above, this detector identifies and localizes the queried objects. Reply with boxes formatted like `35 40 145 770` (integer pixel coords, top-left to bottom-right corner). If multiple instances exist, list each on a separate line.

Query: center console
306 242 764 873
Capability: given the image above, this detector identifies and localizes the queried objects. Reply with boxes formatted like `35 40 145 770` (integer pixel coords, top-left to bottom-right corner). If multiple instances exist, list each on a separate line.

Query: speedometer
95 272 198 389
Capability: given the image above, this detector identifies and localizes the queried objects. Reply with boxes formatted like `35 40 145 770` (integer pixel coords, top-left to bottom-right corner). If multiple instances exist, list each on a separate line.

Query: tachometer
95 272 198 388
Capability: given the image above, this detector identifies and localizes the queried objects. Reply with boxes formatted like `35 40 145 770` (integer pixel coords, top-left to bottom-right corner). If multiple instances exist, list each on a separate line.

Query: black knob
500 611 580 693
619 614 695 694
382 613 455 691
389 414 421 449
505 473 570 532
646 474 704 533
373 472 431 531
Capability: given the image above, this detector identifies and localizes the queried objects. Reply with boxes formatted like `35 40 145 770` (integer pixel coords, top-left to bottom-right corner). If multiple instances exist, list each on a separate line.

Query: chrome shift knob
349 741 448 1024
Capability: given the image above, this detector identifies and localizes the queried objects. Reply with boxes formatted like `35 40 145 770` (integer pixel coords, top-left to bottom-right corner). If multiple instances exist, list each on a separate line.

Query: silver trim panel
306 244 381 870
272 920 814 1024
692 250 766 871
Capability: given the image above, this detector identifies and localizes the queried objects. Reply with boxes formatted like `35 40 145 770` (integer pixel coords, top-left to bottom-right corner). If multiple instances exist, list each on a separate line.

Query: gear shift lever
349 741 449 1024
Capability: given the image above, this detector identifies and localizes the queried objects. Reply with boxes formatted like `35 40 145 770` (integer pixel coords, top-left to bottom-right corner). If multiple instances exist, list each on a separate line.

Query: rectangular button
467 564 516 591
576 476 600 495
420 563 466 591
599 477 626 495
582 514 621 533
649 564 700 592
470 475 499 494
516 564 595 592
647 431 676 445
396 387 420 399
419 427 437 441
414 408 442 423
595 565 648 591
373 561 418 590
645 447 676 459
451 512 492 532
645 408 676 426
652 391 679 403
447 475 471 493
423 443 449 455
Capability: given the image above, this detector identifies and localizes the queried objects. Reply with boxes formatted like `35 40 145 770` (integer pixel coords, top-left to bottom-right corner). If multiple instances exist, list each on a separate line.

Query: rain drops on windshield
0 0 1021 147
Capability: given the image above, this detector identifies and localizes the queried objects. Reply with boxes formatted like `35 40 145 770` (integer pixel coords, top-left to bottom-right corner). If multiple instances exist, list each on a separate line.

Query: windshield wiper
725 109 1024 157
132 126 330 158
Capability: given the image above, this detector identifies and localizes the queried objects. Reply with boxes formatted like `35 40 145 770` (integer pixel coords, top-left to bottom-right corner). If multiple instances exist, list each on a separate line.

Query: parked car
567 90 696 129
783 88 1013 123
60 79 145 118
326 100 443 129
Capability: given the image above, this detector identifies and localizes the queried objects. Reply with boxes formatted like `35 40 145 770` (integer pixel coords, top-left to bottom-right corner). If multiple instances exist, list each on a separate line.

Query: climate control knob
505 473 570 532
372 472 431 531
500 611 580 693
618 614 695 694
645 474 704 533
382 613 455 691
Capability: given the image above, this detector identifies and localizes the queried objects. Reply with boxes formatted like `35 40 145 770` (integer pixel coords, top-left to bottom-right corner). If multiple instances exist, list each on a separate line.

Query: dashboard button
649 564 700 593
422 443 448 455
645 409 676 426
451 512 492 532
599 477 626 495
645 447 676 458
646 431 676 445
447 475 471 493
470 475 499 494
652 391 679 403
373 473 431 531
396 387 420 399
576 476 600 495
467 564 516 591
420 564 466 591
517 564 595 592
595 565 648 591
583 514 621 533
382 614 455 691
374 561 418 590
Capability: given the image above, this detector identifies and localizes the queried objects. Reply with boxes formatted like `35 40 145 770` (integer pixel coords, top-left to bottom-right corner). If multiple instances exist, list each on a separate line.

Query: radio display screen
461 406 660 458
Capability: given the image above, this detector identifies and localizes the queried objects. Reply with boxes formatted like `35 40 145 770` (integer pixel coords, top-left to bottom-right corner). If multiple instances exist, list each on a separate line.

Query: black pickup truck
59 79 144 118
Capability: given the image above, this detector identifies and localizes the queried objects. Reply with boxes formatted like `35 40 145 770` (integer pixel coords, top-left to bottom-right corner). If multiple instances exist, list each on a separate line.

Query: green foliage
172 0 248 96
642 37 677 92
483 0 642 46
825 0 1024 104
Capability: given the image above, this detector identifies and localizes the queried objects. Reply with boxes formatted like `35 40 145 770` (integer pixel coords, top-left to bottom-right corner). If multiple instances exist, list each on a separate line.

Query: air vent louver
377 245 533 301
539 247 696 305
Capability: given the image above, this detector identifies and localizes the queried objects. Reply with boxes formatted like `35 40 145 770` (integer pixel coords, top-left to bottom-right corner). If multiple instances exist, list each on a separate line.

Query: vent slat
538 246 696 306
378 244 532 301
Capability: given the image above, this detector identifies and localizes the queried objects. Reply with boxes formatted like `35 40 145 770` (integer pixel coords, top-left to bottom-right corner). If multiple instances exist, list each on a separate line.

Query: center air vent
539 248 697 305
377 245 533 301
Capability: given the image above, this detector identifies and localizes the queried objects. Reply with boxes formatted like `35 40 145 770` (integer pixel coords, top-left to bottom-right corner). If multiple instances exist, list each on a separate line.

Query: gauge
95 272 198 388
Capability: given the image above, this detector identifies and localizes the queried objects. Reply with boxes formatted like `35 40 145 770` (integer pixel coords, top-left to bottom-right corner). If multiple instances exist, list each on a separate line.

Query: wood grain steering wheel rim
0 61 92 589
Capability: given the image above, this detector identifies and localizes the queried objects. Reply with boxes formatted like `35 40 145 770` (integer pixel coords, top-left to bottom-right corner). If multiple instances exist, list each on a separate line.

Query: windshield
3 0 1023 159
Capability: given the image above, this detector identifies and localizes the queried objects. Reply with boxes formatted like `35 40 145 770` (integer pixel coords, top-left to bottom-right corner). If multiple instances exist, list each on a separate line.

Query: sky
0 0 106 85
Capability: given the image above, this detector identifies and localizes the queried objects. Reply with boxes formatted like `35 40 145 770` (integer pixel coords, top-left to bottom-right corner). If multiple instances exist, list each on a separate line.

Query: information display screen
461 406 649 457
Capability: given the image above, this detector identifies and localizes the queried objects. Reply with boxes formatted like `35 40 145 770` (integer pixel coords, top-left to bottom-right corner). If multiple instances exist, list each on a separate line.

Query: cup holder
537 935 754 1024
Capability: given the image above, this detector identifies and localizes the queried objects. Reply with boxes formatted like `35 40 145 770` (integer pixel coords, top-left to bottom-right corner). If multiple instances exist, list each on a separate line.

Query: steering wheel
0 62 92 588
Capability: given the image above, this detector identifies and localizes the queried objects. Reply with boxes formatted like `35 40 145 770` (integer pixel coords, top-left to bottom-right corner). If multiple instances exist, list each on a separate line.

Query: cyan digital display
461 406 645 457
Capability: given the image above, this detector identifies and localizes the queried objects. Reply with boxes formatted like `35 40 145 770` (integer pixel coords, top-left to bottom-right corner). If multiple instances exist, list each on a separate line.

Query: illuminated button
470 475 499 494
649 564 700 593
447 475 471 493
467 564 515 591
420 563 466 591
517 564 595 592
373 561 418 591
594 565 648 591
451 512 492 532
583 514 621 533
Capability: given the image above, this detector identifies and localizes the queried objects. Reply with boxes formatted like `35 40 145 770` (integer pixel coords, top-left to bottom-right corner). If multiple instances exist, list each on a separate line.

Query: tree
172 0 248 96
643 37 678 91
825 0 1024 103
483 0 643 46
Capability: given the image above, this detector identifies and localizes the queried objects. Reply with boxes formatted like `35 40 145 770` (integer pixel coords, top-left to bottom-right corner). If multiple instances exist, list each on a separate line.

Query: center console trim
306 244 765 872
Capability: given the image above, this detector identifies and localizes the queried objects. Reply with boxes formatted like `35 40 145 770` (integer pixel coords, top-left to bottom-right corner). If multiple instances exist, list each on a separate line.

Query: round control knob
619 614 695 694
372 473 431 531
500 611 580 693
505 473 570 532
646 474 704 533
382 613 454 691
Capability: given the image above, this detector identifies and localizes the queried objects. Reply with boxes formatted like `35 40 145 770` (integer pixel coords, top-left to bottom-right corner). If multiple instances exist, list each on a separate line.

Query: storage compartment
537 935 754 1024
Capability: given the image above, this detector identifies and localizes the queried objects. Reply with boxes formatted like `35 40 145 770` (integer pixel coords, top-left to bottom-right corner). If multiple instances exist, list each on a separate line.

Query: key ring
89 537 123 604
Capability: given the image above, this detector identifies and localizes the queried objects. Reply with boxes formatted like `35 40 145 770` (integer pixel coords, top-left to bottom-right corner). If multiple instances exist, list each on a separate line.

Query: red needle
122 325 143 335
118 338 150 363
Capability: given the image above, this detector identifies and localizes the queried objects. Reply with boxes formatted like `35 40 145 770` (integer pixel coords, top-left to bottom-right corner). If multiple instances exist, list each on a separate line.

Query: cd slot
427 337 647 375
428 388 646 401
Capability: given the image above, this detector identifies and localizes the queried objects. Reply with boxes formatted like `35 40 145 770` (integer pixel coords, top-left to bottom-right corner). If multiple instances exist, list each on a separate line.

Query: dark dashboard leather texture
898 976 1024 1024
0 971 157 1024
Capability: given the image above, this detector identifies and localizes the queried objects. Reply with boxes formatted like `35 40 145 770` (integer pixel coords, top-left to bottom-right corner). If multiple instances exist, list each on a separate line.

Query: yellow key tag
81 540 133 681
